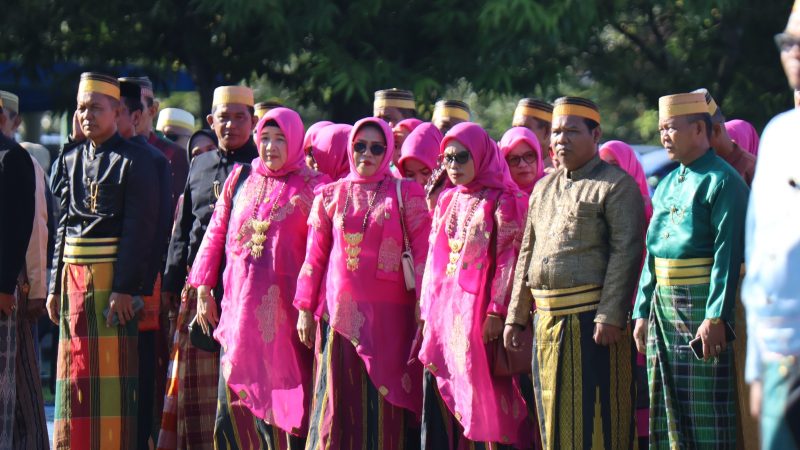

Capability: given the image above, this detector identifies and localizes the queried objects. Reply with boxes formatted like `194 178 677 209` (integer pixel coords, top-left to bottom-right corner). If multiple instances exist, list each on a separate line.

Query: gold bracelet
708 317 722 324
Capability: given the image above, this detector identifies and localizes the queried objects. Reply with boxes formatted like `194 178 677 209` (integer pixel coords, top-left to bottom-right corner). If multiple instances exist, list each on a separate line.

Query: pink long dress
188 108 329 437
294 117 432 449
419 122 531 448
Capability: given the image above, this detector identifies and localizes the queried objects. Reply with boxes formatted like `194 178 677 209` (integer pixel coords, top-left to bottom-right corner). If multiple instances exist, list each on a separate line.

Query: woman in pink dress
190 107 329 449
294 117 431 450
391 118 423 178
419 122 531 449
499 127 545 194
303 120 333 170
307 123 352 181
397 122 442 201
599 140 652 449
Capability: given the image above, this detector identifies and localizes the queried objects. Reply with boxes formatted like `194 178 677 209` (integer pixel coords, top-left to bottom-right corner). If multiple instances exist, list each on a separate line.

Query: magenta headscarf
441 122 518 192
397 122 443 176
303 120 334 151
725 119 760 156
345 117 395 184
599 140 653 222
499 126 545 192
395 118 423 133
253 107 305 177
311 124 352 181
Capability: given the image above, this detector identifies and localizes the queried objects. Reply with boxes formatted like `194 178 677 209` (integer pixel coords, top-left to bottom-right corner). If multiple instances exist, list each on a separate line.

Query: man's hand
0 293 16 317
696 319 727 360
297 309 316 349
750 380 762 420
594 322 623 346
46 294 60 324
633 318 648 354
26 298 46 320
482 314 504 344
107 292 134 327
195 285 218 335
503 324 525 352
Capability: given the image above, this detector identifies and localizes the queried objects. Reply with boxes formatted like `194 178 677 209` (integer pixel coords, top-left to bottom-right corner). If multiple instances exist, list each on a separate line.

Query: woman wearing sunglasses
500 127 546 194
294 117 431 449
418 122 532 449
397 122 443 205
189 107 329 449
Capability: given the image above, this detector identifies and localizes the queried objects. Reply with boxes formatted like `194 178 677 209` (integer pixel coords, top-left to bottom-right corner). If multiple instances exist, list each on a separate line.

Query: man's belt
654 257 713 286
63 237 119 264
533 284 602 316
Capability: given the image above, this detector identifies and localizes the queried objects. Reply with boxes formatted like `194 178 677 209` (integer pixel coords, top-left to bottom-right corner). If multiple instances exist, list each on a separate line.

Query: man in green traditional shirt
504 96 644 450
633 92 749 449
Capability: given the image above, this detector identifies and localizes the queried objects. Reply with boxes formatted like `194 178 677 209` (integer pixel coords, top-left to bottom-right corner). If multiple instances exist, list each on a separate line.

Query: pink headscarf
441 122 518 192
345 117 395 183
599 140 653 222
397 122 442 176
499 126 545 192
395 118 423 133
303 120 333 151
311 124 352 181
725 119 760 156
254 107 305 177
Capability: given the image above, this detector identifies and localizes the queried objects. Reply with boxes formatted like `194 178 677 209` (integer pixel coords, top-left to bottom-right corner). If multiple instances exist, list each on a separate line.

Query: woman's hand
297 309 317 349
482 314 504 343
196 285 218 335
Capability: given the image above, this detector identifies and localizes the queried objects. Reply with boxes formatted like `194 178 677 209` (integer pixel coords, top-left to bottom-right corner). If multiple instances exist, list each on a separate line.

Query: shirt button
542 284 549 290
565 182 573 189
543 257 549 264
662 232 670 239
82 220 88 227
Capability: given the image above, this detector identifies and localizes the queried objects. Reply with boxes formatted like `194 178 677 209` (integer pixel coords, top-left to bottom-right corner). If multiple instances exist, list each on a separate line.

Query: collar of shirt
680 148 715 173
565 152 601 181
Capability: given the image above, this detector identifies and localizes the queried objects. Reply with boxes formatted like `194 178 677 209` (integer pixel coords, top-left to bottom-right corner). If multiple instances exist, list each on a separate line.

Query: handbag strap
395 178 411 252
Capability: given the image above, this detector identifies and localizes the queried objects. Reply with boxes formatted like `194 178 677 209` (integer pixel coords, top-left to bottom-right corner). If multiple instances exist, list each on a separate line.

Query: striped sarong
305 321 419 450
157 286 219 450
14 310 49 450
421 370 515 450
214 350 305 450
647 258 736 449
531 285 636 450
54 239 139 450
0 311 17 449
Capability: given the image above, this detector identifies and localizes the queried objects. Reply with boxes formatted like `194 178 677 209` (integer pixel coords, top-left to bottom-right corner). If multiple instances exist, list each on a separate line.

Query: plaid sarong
156 286 219 450
647 282 737 449
54 261 139 450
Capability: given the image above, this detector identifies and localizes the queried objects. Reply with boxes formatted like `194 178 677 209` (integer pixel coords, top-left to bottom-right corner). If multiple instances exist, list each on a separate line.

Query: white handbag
396 179 416 291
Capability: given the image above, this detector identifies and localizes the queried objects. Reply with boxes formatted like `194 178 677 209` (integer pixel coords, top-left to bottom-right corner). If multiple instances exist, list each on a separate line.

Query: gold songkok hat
691 88 725 123
118 76 154 99
658 93 709 119
156 108 195 133
0 91 19 114
513 98 553 124
78 72 120 100
432 100 471 122
374 89 416 111
254 100 283 119
212 86 254 107
552 97 601 124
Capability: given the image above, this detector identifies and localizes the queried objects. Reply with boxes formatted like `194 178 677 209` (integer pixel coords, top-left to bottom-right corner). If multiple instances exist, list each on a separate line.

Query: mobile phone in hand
689 321 737 359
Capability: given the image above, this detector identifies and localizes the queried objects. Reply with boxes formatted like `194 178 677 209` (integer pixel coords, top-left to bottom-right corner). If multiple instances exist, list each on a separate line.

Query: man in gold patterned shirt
503 96 645 450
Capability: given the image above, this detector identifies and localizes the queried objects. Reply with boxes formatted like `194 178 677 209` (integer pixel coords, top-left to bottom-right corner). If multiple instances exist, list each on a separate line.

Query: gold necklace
88 180 99 213
340 180 384 271
236 176 288 259
444 189 487 276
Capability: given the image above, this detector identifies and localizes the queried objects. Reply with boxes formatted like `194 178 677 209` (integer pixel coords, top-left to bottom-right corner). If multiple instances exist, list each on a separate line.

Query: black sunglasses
353 142 387 156
443 151 472 165
506 151 537 167
775 33 800 52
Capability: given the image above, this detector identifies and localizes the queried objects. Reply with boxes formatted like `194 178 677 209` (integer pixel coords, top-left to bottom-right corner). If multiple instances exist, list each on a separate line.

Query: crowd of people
1 3 799 450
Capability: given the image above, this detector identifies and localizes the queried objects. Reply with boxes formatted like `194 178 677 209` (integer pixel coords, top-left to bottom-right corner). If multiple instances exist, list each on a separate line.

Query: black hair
262 119 279 128
683 113 713 141
583 118 600 132
121 96 143 113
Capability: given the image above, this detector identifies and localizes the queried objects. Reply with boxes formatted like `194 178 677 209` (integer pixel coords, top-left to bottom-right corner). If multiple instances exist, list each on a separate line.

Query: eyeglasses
506 151 537 167
443 151 471 165
353 142 387 156
775 33 800 52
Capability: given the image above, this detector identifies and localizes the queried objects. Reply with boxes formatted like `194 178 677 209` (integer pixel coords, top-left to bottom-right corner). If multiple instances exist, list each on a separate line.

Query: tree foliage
0 0 792 142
